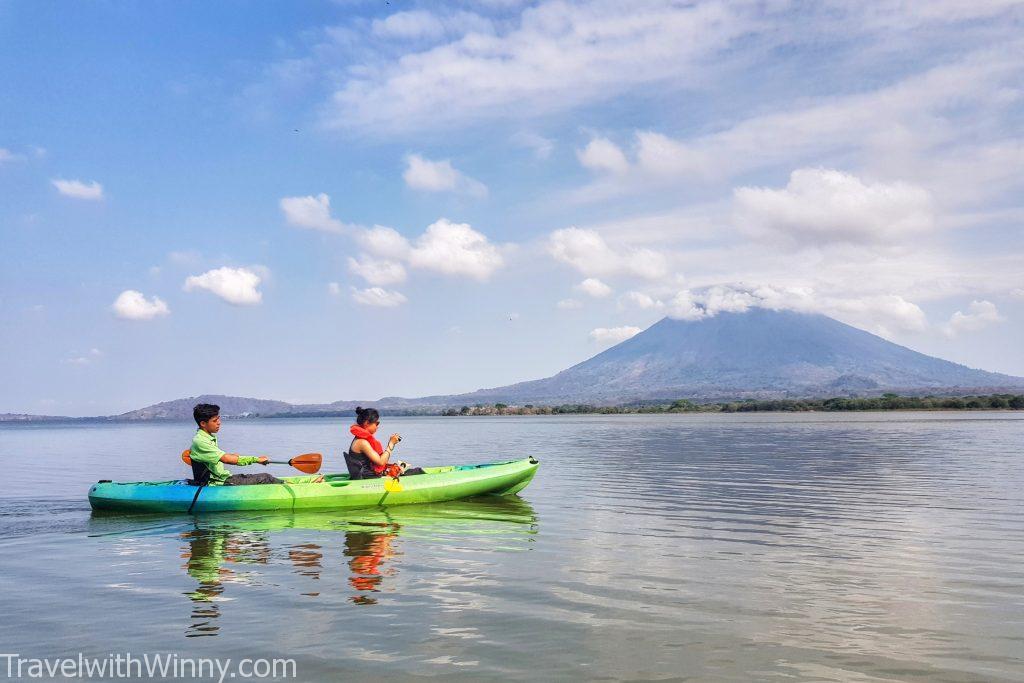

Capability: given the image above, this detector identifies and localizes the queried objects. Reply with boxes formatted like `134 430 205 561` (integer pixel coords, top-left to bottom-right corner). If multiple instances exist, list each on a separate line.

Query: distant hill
5 308 1023 421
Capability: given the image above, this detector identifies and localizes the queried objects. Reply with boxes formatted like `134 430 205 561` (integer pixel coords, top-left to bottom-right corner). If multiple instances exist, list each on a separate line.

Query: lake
1 413 1022 681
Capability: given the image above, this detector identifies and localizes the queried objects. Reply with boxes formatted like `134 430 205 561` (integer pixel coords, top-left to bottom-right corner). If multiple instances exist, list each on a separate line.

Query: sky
1 0 1022 416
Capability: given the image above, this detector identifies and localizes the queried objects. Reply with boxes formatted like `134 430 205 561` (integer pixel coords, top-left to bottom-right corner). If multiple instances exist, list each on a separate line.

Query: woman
344 407 424 480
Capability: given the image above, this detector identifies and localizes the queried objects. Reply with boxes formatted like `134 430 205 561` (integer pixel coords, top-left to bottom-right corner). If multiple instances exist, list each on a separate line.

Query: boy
189 403 282 485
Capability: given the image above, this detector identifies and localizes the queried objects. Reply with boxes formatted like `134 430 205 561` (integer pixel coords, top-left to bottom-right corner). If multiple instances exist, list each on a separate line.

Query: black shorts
224 473 283 486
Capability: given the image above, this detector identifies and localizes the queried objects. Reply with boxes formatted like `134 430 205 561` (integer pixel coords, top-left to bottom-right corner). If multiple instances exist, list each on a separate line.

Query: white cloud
547 227 668 280
52 178 103 201
566 44 1024 209
1010 288 1024 300
327 282 342 296
575 278 612 298
280 193 346 233
734 168 934 246
621 291 663 310
511 131 554 159
0 148 24 163
355 221 505 280
184 267 263 306
347 254 407 286
351 286 408 307
577 138 629 174
63 348 103 365
168 250 201 266
321 2 757 132
357 225 412 260
371 10 492 41
407 219 504 280
557 298 583 310
112 290 170 320
372 10 446 40
658 284 930 338
825 294 929 337
943 300 1004 337
589 326 643 346
665 290 707 321
403 154 487 197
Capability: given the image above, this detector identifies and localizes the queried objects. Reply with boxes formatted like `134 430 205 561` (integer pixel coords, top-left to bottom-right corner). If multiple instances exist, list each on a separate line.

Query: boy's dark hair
355 406 380 425
193 403 220 426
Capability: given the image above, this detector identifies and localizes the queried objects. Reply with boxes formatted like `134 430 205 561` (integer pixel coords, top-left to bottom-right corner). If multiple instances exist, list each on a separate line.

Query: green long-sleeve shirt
189 429 258 485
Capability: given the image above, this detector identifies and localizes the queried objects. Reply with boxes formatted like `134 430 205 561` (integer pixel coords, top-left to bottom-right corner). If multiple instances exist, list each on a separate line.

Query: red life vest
350 424 385 474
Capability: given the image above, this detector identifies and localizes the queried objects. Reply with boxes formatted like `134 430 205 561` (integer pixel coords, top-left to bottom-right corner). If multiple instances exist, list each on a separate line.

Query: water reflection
100 496 538 637
180 527 274 637
344 522 399 605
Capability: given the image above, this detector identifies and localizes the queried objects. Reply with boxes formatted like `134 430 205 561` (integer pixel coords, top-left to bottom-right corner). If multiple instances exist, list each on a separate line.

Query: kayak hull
88 458 539 514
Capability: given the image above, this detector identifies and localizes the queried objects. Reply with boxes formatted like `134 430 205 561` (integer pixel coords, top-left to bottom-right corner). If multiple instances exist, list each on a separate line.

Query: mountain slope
442 309 1024 403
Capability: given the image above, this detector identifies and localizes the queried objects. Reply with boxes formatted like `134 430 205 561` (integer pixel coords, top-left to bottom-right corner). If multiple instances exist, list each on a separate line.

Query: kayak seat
186 460 212 487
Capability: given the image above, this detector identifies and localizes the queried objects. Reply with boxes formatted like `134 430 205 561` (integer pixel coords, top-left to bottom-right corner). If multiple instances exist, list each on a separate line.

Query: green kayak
88 457 539 514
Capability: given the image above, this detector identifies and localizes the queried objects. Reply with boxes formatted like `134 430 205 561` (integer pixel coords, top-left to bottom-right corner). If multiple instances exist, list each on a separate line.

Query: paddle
181 450 323 474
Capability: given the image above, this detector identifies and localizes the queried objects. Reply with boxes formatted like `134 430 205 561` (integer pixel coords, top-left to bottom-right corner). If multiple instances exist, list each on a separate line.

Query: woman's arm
355 435 400 469
219 454 269 465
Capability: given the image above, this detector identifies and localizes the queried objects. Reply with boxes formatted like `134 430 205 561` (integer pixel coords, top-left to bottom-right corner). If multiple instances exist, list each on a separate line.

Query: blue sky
2 1 1022 416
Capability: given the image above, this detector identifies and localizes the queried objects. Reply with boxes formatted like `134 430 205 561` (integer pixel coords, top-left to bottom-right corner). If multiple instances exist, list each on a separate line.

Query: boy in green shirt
189 403 282 485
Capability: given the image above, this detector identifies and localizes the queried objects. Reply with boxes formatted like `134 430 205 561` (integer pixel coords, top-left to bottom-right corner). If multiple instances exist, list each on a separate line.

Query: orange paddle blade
288 453 322 474
181 449 193 465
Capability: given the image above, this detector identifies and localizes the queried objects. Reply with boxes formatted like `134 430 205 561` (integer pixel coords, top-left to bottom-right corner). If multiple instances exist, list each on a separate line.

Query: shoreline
3 392 1023 424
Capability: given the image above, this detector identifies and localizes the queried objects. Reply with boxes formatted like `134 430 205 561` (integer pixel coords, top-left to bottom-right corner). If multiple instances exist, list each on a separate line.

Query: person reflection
344 523 400 605
289 543 324 596
180 526 271 637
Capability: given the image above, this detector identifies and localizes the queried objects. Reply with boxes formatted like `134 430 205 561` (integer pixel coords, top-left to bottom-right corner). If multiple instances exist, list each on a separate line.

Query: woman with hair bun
344 407 424 480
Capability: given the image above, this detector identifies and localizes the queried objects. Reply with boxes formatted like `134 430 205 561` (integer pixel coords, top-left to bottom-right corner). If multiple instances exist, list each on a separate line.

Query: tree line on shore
439 393 1024 416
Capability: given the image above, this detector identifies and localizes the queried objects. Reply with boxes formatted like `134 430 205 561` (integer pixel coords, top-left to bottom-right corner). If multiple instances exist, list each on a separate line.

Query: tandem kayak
88 457 539 514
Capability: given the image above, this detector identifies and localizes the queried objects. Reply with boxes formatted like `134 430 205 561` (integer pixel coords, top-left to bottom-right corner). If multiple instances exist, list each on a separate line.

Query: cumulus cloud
575 278 612 298
184 267 263 305
279 193 346 233
734 168 934 246
407 219 505 280
656 284 929 338
577 138 629 174
355 221 505 280
357 225 413 260
557 298 583 310
943 300 1004 337
403 154 487 197
347 254 407 286
548 227 668 280
351 286 408 307
589 326 643 346
52 178 104 200
621 291 663 310
112 290 170 320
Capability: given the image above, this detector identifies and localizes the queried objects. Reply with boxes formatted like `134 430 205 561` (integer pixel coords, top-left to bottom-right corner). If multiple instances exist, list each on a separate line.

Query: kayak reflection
171 495 537 633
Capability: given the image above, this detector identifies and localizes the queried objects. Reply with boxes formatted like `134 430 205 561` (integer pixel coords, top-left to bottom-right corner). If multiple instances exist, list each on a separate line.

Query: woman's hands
388 433 402 449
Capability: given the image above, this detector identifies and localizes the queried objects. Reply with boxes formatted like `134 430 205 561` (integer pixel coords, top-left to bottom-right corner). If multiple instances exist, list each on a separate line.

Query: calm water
1 413 1023 681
